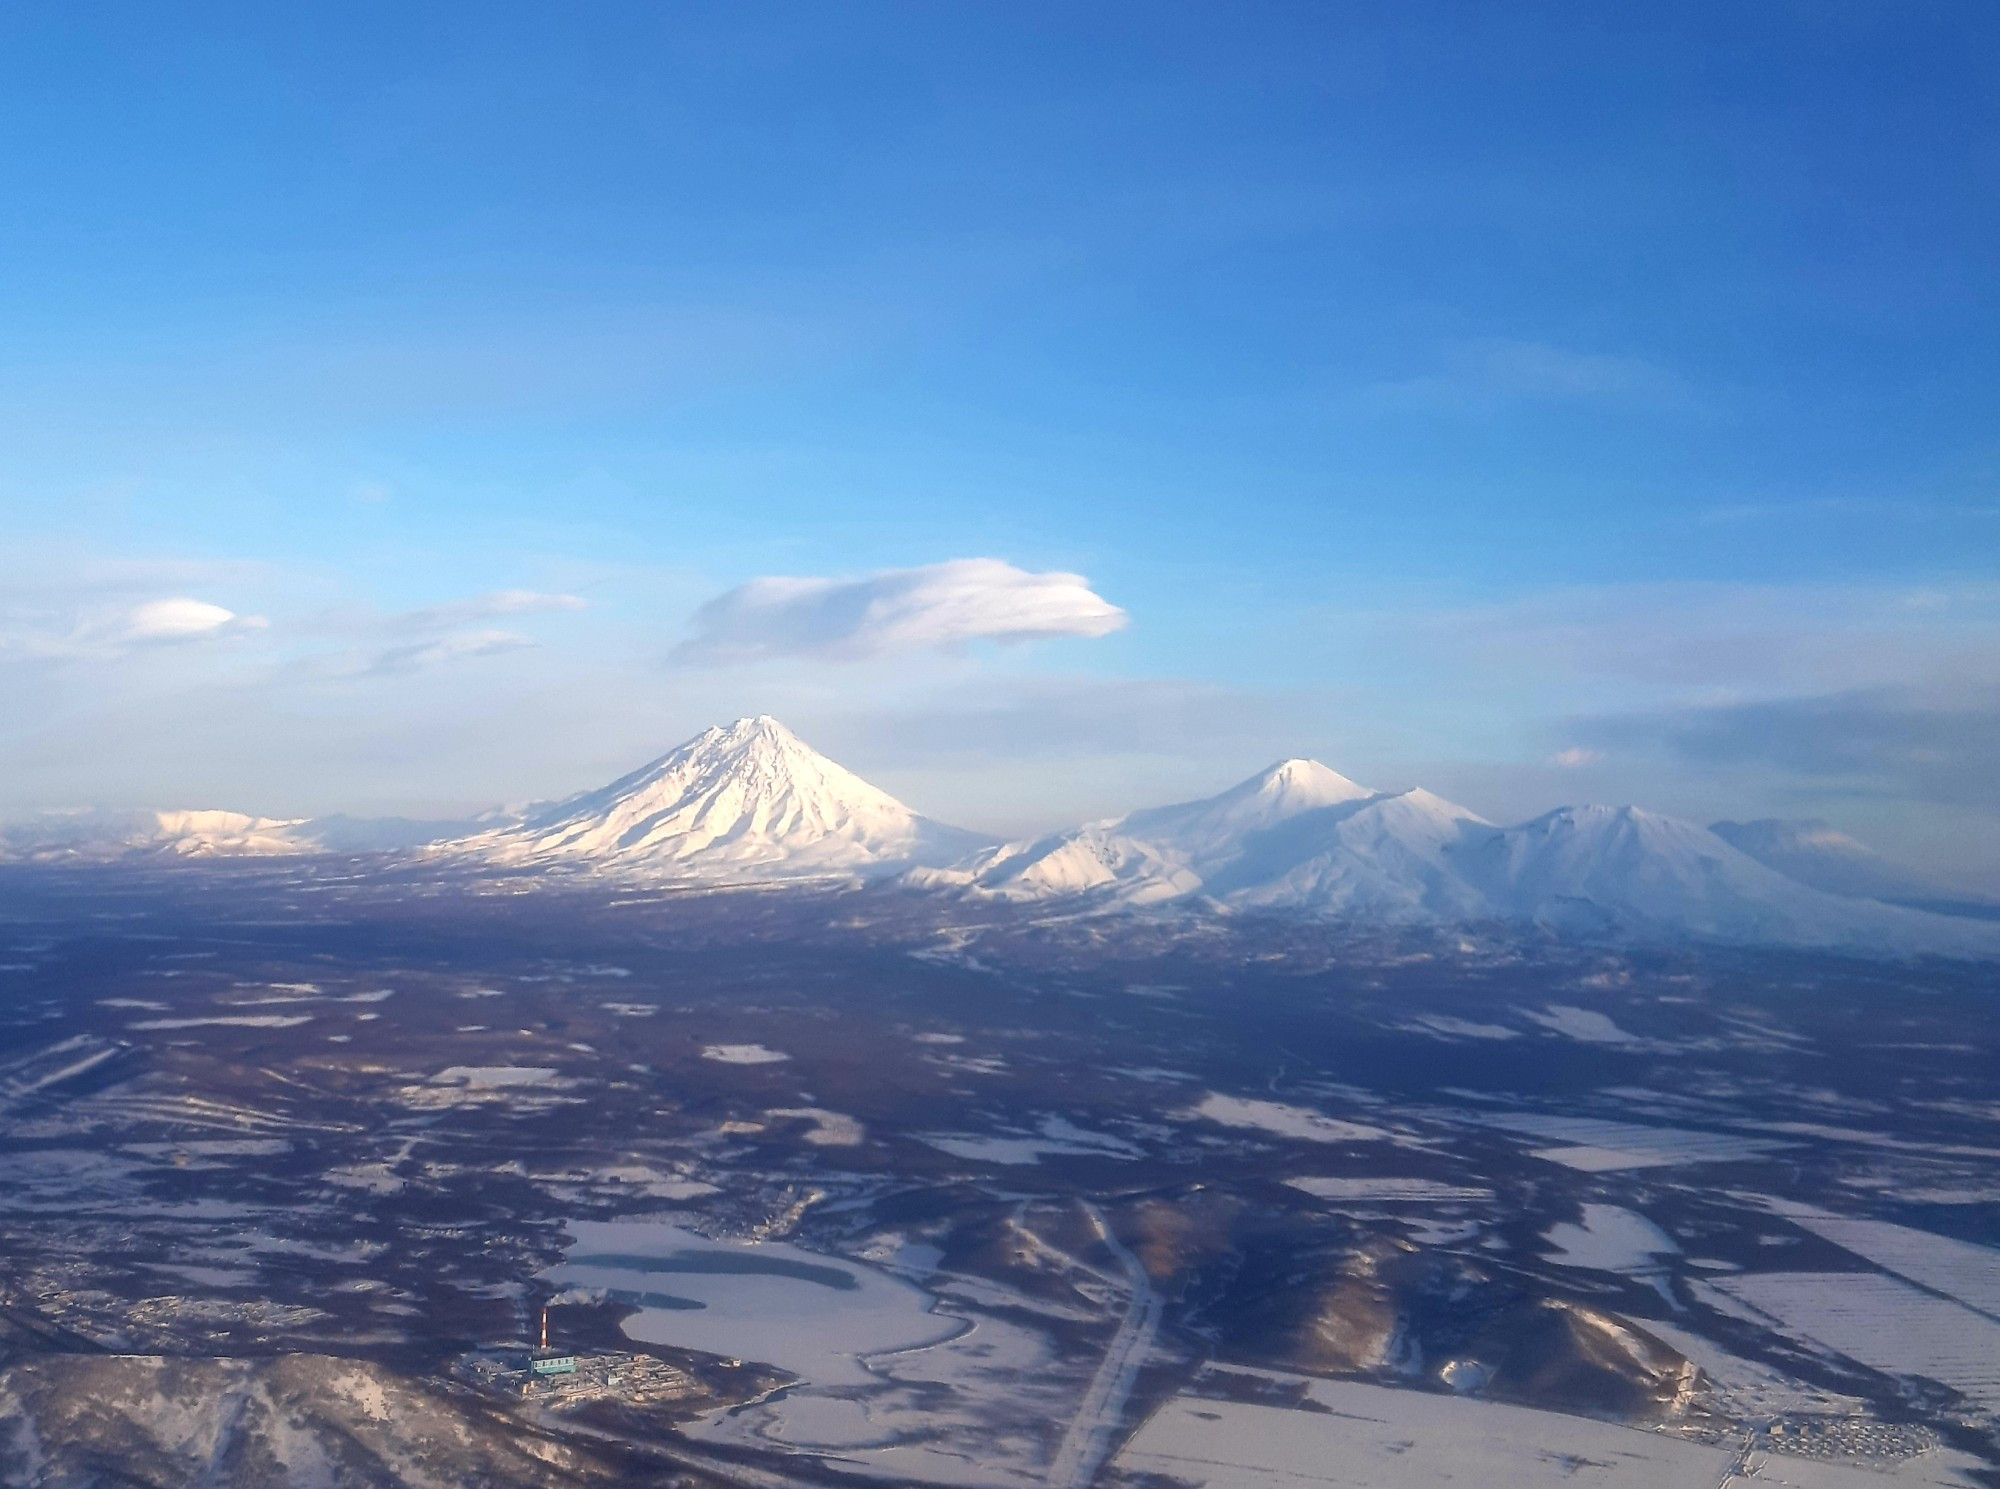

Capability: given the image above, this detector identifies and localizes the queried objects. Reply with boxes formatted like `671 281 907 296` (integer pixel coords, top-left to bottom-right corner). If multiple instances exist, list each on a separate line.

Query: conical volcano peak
680 714 811 766
442 716 989 879
709 714 799 747
1248 757 1375 808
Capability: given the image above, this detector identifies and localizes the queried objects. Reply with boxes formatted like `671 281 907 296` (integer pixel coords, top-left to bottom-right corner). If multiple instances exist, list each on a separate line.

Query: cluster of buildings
456 1306 699 1413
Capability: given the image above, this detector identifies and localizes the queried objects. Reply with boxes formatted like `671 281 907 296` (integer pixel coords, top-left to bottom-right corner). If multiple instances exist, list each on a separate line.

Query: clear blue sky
2 2 1996 884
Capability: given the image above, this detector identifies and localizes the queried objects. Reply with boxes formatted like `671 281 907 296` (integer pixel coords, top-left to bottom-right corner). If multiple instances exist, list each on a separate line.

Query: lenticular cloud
674 558 1127 663
121 597 242 641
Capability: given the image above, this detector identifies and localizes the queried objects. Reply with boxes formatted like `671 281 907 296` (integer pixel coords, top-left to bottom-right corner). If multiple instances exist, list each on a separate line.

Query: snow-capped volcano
440 716 989 880
919 758 1485 911
918 760 2000 957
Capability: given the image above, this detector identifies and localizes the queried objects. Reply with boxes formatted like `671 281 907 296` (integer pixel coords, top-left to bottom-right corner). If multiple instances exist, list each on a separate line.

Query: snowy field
1112 1374 1736 1488
1542 1203 1680 1271
1473 1114 1792 1171
1772 1209 2000 1318
1288 1177 1494 1202
699 1043 790 1064
921 1115 1141 1164
1187 1093 1396 1144
1708 1272 2000 1416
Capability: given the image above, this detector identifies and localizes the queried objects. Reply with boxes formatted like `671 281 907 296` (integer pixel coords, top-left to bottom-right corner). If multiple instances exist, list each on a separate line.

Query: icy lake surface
542 1219 957 1387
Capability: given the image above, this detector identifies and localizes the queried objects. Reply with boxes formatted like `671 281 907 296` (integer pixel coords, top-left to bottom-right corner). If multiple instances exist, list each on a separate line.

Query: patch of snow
431 1065 557 1087
1401 1014 1520 1041
127 1015 314 1031
1521 1005 1640 1044
766 1108 866 1146
1289 1177 1494 1203
1186 1093 1393 1145
1542 1204 1679 1272
701 1043 789 1065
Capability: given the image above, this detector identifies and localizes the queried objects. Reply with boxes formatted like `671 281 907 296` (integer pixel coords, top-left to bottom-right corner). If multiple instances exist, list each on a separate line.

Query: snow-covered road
1044 1205 1162 1489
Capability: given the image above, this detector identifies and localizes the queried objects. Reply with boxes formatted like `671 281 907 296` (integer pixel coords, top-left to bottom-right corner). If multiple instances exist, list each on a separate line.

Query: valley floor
0 862 1995 1489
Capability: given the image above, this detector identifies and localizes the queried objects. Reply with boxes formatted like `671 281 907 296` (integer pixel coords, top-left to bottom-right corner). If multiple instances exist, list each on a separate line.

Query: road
1044 1204 1163 1489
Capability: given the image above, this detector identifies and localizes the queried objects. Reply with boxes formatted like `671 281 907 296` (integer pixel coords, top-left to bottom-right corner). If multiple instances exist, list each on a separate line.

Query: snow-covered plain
1710 1272 2000 1416
1186 1093 1397 1144
919 1115 1141 1165
1771 1208 2000 1319
1113 1373 1737 1488
1473 1114 1793 1172
1288 1176 1494 1202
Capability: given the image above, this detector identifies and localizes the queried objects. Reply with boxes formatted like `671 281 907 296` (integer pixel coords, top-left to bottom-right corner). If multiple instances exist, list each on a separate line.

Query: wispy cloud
1369 339 1692 412
673 558 1127 665
1583 684 2000 810
1395 580 2000 695
335 589 585 676
393 588 584 631
364 628 538 676
1 593 268 662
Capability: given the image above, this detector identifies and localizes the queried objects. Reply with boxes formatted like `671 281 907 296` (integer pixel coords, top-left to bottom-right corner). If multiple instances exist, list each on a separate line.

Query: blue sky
2 2 1997 884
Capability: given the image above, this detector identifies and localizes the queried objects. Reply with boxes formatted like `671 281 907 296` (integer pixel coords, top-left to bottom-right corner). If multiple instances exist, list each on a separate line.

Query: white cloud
1548 747 1602 768
673 558 1127 664
119 597 250 642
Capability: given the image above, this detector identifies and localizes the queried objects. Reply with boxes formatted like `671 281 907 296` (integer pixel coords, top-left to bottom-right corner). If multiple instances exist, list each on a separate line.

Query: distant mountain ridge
2 716 1991 957
918 768 1998 958
0 807 502 861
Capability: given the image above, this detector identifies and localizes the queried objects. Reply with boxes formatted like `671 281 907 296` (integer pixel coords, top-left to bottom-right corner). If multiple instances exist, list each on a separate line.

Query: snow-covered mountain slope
1444 804 1955 950
918 762 2000 956
1210 786 1496 917
438 715 989 880
147 809 318 857
1708 817 1976 907
0 1352 626 1487
917 758 1384 905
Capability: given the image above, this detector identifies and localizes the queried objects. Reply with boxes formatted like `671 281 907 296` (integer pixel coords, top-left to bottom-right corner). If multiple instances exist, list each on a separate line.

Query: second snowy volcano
443 716 988 880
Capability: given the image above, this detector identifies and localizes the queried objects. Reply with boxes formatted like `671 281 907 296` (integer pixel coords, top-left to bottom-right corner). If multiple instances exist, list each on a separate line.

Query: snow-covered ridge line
2 715 1992 957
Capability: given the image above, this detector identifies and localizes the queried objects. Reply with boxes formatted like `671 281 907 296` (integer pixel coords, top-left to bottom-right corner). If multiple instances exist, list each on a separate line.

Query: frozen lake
542 1219 960 1387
